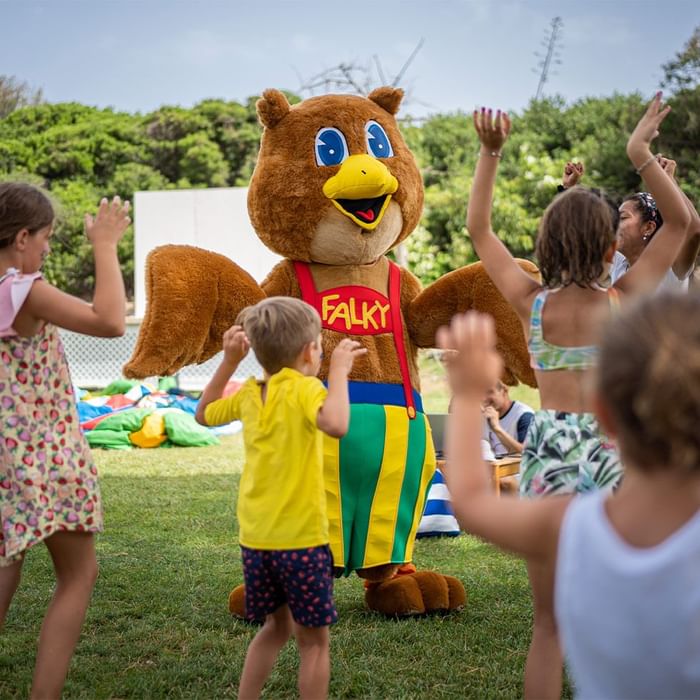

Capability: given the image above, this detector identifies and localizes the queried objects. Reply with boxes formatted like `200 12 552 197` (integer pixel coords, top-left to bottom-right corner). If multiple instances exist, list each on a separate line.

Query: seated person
482 381 534 458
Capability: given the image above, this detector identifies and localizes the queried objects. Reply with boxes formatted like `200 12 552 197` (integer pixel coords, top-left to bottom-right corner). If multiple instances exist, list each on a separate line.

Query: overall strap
293 260 416 419
293 261 318 305
387 261 416 419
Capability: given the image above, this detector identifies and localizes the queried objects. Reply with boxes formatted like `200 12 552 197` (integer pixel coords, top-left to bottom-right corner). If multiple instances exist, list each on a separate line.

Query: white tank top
556 491 700 699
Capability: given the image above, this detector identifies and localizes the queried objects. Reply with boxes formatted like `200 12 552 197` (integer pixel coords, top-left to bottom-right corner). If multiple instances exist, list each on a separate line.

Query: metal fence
61 320 262 390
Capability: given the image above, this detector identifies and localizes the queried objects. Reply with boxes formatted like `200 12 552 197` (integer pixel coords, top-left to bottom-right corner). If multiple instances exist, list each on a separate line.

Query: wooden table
435 456 521 497
491 456 521 496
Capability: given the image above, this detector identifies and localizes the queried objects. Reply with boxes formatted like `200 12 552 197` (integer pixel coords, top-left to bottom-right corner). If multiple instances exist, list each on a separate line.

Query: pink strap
0 268 42 337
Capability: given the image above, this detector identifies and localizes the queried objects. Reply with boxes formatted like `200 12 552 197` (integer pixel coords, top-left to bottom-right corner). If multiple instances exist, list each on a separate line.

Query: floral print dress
0 268 103 566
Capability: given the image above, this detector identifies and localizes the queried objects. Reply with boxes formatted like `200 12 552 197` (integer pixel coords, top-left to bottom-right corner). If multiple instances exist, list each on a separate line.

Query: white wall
133 187 280 319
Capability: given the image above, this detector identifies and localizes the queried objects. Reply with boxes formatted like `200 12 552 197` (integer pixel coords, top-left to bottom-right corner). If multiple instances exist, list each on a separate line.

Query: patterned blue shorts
241 544 338 627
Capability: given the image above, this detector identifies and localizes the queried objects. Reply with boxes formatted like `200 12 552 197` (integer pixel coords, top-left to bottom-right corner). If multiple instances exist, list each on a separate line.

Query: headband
634 192 663 230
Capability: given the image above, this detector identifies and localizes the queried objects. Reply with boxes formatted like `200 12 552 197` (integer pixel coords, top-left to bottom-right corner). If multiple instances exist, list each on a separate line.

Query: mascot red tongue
124 86 537 616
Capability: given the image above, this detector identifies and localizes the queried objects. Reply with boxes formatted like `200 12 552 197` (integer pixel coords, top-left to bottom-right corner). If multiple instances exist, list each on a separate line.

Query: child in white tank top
467 94 691 698
436 294 700 699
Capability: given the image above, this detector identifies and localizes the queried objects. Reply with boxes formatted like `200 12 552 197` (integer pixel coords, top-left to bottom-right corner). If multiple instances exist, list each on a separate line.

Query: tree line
1 29 699 297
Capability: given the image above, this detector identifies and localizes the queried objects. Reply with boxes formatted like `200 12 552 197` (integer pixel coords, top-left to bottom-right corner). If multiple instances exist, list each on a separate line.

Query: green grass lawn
1 366 557 699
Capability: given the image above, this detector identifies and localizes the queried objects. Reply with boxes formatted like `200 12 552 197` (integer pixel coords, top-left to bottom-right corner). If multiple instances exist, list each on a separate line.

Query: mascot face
247 88 424 265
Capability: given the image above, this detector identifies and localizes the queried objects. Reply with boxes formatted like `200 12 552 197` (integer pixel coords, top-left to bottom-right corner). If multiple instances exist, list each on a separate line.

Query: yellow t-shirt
204 367 329 550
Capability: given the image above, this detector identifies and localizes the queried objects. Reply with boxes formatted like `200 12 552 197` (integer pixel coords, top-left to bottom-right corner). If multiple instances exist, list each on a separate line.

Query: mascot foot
364 570 466 616
228 584 246 618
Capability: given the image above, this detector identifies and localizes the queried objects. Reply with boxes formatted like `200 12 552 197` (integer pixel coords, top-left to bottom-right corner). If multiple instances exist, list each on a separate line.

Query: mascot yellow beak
322 154 399 231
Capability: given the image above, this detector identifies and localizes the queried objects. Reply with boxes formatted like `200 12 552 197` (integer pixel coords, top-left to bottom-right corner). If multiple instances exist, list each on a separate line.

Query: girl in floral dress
0 183 130 699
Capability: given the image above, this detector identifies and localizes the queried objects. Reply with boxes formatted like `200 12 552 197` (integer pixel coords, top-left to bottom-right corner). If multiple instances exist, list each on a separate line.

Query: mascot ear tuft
256 89 291 129
368 86 404 115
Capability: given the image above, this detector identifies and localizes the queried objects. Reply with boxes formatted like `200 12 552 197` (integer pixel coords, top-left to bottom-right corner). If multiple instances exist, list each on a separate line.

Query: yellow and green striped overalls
295 261 436 575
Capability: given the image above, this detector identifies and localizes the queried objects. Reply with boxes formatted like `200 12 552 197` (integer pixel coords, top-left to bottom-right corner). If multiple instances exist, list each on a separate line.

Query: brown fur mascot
124 87 537 616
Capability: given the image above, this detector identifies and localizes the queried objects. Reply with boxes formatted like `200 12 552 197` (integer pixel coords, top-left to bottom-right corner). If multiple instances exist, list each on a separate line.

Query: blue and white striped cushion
416 469 460 538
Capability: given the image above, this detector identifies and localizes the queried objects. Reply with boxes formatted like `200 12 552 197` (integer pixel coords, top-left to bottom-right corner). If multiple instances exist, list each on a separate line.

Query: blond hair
237 297 321 374
598 293 700 474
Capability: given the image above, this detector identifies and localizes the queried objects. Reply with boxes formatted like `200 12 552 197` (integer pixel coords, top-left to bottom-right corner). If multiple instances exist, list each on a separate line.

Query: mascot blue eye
315 128 348 167
365 121 394 159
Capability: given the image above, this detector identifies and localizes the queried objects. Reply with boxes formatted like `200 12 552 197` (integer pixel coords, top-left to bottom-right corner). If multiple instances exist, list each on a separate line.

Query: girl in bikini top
528 288 620 372
465 95 691 700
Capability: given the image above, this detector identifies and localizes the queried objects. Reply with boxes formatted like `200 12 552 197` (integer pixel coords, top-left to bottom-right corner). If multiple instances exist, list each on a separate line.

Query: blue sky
2 0 699 117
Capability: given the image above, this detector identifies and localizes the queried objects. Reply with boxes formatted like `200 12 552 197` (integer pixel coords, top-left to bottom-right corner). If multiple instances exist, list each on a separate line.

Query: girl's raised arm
466 108 540 321
657 156 700 281
616 94 690 295
23 197 130 336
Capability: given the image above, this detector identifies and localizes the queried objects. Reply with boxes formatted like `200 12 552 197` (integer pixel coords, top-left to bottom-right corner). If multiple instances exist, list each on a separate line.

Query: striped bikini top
528 287 619 371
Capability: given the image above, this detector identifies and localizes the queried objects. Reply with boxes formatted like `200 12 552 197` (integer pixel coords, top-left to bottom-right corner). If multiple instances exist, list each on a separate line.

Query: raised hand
473 107 511 153
85 196 131 246
656 153 677 180
436 312 503 398
627 92 671 161
562 161 584 188
328 338 367 377
222 325 250 366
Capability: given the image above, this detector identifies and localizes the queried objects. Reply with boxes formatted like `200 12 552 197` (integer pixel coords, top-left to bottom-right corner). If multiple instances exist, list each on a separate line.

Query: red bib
315 285 391 335
293 261 416 418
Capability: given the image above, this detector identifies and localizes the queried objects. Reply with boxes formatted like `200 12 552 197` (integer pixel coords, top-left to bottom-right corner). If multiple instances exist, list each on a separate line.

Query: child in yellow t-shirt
196 296 365 700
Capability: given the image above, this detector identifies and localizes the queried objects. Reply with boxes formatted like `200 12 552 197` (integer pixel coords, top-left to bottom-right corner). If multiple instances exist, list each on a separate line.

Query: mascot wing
123 245 265 378
406 260 538 387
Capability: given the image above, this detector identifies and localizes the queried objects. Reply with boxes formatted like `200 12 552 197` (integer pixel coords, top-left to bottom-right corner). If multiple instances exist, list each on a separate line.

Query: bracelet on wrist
480 148 503 159
635 153 656 176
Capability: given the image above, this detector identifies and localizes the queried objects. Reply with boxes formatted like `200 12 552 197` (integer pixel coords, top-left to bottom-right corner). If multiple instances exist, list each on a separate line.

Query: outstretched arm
195 325 250 425
317 339 367 438
123 245 265 378
438 312 568 560
655 155 700 280
23 197 131 337
467 108 541 321
615 94 690 296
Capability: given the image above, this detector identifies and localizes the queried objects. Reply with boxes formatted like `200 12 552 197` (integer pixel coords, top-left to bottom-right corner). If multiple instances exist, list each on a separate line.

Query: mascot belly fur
124 86 537 616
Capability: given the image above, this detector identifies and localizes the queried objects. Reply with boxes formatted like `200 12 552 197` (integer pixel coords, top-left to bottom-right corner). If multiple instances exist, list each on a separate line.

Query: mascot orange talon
125 86 537 617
